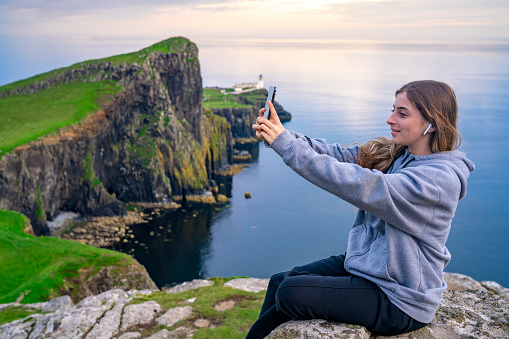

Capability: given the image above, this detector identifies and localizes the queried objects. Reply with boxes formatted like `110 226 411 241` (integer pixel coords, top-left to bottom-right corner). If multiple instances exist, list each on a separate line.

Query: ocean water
2 38 508 288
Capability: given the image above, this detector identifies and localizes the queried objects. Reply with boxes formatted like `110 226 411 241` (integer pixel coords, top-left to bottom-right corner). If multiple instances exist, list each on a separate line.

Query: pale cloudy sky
0 0 508 85
1 0 508 41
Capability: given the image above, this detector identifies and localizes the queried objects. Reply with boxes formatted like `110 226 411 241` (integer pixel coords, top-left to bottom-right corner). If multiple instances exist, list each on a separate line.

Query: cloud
0 0 507 41
322 0 509 27
0 0 221 13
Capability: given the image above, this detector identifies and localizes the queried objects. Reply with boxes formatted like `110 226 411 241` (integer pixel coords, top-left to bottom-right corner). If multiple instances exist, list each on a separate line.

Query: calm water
112 39 509 288
2 38 508 287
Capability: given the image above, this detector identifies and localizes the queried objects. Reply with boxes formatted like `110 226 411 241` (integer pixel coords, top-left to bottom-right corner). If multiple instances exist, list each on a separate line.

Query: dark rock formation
0 37 233 235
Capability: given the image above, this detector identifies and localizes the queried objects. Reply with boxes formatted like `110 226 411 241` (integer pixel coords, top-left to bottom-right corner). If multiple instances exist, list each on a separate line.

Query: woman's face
387 91 434 155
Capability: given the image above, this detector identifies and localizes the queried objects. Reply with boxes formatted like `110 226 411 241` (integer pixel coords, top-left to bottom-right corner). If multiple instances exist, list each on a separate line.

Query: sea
1 37 508 288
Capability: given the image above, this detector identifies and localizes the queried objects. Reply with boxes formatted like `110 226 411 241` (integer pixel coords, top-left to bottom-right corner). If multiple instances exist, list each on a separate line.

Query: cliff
0 274 507 338
204 87 291 140
0 37 233 235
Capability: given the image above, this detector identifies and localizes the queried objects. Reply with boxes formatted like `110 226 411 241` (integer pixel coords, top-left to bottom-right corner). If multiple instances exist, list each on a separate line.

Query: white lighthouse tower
257 74 264 89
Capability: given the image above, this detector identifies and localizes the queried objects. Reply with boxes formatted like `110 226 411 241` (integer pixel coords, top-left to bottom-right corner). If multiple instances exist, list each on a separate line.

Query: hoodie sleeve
270 130 462 240
277 129 361 163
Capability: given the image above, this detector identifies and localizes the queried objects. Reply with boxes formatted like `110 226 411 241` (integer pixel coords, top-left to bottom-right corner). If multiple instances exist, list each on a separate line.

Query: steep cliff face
0 37 232 235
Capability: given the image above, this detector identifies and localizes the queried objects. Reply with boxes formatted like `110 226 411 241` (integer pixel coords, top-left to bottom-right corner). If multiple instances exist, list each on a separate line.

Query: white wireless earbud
423 123 433 135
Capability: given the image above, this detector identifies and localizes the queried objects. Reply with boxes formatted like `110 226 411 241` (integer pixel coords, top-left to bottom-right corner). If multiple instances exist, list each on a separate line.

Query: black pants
246 255 427 338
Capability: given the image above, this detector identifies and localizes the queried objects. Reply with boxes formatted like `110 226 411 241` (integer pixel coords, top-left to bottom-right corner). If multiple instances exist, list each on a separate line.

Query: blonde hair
357 80 461 172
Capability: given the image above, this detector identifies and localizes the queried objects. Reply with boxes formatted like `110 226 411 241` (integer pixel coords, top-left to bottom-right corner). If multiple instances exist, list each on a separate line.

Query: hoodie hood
410 150 475 200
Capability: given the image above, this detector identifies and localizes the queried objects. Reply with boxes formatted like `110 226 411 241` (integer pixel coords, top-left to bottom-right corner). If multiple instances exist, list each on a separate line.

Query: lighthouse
257 74 264 89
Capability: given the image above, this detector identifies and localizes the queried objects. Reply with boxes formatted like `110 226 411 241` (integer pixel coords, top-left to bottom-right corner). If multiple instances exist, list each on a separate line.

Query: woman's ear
423 123 434 135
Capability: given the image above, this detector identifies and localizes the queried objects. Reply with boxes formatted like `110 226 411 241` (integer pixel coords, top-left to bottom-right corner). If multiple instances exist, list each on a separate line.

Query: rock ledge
0 275 507 339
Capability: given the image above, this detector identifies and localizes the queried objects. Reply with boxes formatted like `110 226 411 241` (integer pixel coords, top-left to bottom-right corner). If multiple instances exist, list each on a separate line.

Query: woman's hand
252 101 285 145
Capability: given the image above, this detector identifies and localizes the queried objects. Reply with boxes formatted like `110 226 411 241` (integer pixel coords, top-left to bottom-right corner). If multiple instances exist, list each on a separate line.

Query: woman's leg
247 255 352 338
275 272 380 326
276 256 378 324
259 272 286 316
246 272 290 339
277 257 428 336
247 255 427 338
258 255 348 317
246 304 291 339
371 289 428 336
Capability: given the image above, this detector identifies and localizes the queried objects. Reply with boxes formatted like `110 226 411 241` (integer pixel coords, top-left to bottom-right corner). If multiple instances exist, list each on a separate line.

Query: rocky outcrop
209 89 291 140
41 256 159 304
54 210 161 247
165 279 214 294
0 290 146 339
0 279 219 339
76 264 158 301
224 277 269 293
0 37 234 235
268 289 509 338
1 275 507 339
268 272 509 338
268 320 371 338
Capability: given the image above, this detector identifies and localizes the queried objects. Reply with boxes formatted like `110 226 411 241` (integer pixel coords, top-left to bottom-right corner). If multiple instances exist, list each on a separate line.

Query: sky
0 0 508 85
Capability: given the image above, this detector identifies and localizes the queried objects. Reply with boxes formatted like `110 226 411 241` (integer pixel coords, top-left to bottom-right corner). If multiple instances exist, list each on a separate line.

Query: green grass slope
203 88 255 109
0 81 123 156
0 209 136 304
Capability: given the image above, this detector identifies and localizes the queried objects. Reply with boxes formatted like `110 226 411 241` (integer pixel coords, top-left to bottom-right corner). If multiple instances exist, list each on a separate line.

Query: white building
233 75 264 94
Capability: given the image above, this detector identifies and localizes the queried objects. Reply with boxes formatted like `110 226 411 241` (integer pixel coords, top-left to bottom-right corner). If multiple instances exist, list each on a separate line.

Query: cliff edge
0 273 507 338
0 37 233 235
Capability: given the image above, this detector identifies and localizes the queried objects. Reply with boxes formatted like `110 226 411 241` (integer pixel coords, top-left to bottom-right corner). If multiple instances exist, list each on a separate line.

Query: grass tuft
0 306 41 326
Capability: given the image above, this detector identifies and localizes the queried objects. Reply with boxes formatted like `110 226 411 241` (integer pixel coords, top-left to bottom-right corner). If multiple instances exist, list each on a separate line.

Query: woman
247 80 475 338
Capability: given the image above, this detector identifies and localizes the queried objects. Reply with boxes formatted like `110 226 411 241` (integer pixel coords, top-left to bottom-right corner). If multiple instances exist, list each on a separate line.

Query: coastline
54 190 235 248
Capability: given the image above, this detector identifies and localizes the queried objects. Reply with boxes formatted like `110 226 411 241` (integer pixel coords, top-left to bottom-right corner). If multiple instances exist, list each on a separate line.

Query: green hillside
0 81 122 156
0 209 135 304
203 88 265 109
0 37 192 95
0 37 193 158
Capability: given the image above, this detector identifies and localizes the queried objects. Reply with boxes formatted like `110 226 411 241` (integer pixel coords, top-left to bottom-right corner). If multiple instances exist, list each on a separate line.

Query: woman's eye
391 109 395 113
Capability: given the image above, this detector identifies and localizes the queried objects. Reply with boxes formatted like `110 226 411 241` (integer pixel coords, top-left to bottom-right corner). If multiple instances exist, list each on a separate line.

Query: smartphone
264 85 277 120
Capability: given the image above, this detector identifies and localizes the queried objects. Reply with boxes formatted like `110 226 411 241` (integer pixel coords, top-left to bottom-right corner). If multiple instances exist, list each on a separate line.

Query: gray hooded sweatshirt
269 129 475 324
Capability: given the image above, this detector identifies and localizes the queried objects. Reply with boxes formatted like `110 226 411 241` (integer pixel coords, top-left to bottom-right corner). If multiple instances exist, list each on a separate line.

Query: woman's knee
270 271 287 282
274 278 311 319
267 271 286 291
268 272 287 288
